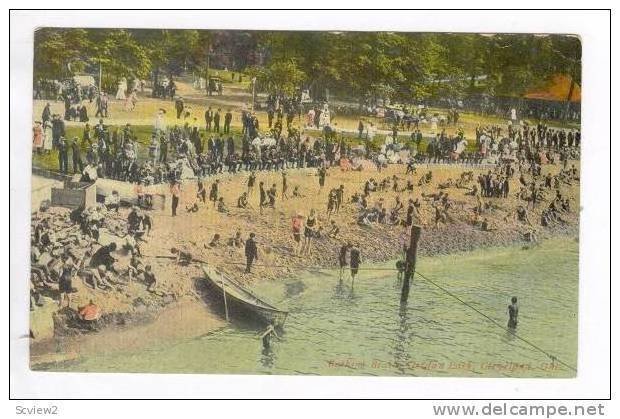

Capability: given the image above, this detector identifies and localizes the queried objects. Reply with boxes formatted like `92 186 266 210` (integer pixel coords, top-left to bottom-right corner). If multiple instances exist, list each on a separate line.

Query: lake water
47 238 579 377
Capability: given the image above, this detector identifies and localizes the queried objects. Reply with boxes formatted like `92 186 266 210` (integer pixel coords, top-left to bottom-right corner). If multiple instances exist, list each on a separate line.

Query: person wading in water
349 243 361 287
338 243 350 281
260 322 280 350
507 296 519 329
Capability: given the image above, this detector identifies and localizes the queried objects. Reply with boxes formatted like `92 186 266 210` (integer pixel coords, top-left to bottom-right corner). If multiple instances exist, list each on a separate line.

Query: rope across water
184 257 578 373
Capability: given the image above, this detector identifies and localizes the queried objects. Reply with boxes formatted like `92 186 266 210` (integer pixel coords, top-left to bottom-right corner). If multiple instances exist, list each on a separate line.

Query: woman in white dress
154 109 167 134
319 104 330 127
43 121 53 153
116 78 127 100
430 115 438 132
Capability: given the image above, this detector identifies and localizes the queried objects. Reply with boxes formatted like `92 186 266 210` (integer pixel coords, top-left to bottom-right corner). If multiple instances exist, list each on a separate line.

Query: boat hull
202 267 288 328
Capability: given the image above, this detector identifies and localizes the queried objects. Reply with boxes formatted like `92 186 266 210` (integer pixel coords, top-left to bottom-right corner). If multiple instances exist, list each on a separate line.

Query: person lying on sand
292 186 305 198
186 200 199 213
208 234 221 248
170 247 192 265
438 178 455 189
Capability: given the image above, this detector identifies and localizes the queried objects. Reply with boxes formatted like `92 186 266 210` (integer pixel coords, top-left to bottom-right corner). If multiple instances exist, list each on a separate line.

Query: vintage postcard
27 27 581 378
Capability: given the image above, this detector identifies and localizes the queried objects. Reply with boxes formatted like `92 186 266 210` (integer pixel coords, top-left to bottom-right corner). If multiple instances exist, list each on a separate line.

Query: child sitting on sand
208 234 221 248
171 247 193 265
217 197 228 213
143 265 157 292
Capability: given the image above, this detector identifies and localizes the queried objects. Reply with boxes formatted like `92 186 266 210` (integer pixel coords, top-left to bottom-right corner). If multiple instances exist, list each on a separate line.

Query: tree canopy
33 28 581 101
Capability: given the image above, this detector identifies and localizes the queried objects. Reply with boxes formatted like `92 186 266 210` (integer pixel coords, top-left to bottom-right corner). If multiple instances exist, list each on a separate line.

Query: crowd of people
30 199 159 317
33 75 582 187
30 81 582 336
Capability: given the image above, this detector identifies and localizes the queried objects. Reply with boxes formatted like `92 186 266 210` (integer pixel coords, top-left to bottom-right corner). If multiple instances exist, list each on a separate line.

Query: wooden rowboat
202 264 288 328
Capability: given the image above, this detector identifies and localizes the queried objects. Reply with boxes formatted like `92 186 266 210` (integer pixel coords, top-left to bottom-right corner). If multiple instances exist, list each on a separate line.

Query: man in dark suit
207 136 215 155
244 233 258 273
70 137 83 174
58 137 68 173
51 114 65 149
214 108 221 133
205 107 213 131
159 133 168 163
215 137 224 160
95 94 105 118
63 96 71 121
223 109 232 134
226 137 235 157
175 96 184 119
267 106 274 128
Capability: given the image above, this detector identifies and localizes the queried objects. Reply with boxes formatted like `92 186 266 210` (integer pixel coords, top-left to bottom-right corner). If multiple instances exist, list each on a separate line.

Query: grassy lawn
33 77 579 147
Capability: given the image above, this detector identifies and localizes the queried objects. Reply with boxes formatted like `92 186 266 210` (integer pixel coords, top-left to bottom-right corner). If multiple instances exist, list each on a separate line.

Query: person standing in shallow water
508 296 519 329
349 243 361 285
261 322 280 350
338 243 350 281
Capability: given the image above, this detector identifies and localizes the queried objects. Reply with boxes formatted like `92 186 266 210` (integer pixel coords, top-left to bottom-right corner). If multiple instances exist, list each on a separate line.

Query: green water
46 238 579 377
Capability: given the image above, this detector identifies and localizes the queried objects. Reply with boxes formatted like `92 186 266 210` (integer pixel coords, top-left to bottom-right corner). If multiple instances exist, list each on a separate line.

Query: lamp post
251 77 257 112
205 41 211 96
98 58 102 91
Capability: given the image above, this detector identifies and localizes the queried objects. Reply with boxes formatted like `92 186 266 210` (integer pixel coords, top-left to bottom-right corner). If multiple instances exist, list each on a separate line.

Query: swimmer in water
395 259 405 282
261 323 280 350
507 296 519 329
338 243 350 281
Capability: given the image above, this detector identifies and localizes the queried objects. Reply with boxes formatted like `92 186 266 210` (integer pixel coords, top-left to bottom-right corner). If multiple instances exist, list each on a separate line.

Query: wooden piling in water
221 279 230 322
401 225 422 304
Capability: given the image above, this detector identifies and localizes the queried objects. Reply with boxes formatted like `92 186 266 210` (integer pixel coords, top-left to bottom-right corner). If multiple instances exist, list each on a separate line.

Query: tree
32 29 580 104
90 30 151 92
247 59 306 96
34 28 92 80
